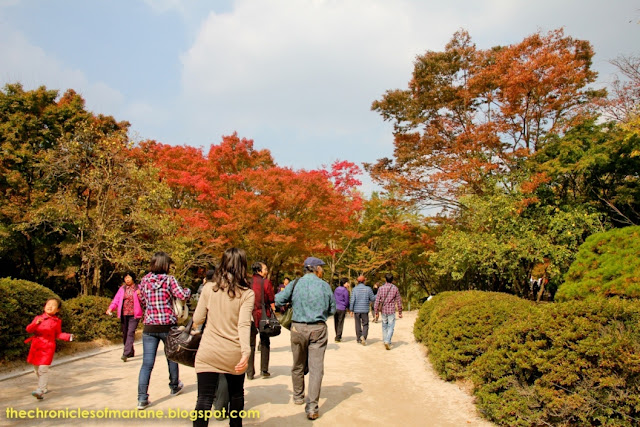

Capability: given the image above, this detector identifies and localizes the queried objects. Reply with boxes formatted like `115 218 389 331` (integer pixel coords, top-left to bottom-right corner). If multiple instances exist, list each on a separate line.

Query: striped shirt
374 282 402 316
139 273 191 325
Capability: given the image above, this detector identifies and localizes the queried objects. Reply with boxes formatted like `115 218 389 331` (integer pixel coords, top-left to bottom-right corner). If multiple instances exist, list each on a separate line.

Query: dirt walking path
0 311 493 426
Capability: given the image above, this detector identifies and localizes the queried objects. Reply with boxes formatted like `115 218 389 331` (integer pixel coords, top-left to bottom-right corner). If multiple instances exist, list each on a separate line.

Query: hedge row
415 291 640 426
0 279 126 361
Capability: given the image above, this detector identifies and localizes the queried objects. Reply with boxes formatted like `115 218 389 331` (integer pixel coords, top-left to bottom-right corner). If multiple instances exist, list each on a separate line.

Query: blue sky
1 0 638 194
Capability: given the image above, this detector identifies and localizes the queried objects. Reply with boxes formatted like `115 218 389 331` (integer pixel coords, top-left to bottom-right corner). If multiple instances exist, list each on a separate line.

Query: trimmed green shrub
65 296 121 341
472 298 640 426
0 278 71 361
414 291 533 380
556 226 640 301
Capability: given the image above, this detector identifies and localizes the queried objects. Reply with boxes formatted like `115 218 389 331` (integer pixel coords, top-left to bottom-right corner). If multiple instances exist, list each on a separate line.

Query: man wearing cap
275 256 336 421
349 275 376 346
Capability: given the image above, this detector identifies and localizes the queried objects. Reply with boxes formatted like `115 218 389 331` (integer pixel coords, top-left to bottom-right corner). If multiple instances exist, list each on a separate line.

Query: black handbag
257 277 281 337
166 317 201 367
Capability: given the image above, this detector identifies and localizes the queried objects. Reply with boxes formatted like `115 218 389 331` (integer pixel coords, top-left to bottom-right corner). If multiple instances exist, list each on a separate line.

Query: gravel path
0 311 492 426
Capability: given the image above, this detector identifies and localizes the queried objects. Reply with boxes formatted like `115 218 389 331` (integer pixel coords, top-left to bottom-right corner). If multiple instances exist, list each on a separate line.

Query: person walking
192 247 255 427
247 262 276 380
333 278 350 342
275 257 336 420
374 273 403 350
106 272 143 362
349 275 376 346
137 252 191 410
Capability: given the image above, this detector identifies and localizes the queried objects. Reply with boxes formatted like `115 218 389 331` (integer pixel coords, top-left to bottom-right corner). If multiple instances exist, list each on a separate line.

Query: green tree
430 180 602 299
0 84 90 296
43 120 176 295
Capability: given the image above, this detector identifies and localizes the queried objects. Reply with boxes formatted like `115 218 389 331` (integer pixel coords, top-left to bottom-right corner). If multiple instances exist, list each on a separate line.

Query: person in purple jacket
333 278 350 342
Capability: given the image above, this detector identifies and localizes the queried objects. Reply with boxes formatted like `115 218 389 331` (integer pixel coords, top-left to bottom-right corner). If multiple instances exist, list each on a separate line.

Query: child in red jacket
25 298 73 399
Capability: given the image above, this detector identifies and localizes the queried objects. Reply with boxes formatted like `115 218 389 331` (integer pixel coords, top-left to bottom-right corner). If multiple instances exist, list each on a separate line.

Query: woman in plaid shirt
136 252 191 410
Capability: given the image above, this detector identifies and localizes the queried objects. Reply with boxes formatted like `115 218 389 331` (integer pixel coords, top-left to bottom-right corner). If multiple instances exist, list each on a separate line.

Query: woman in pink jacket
107 272 143 362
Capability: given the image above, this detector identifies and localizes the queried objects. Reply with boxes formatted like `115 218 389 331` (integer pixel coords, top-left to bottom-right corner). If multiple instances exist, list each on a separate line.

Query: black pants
334 309 346 340
354 312 369 340
194 372 245 427
248 324 270 378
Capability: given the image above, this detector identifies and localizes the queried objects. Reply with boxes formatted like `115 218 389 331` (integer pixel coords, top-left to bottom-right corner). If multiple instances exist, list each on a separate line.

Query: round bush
472 298 640 426
65 295 122 341
415 290 533 380
557 225 640 301
0 278 71 361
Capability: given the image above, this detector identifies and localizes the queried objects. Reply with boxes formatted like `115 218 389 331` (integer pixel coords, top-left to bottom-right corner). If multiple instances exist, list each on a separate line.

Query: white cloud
178 0 639 169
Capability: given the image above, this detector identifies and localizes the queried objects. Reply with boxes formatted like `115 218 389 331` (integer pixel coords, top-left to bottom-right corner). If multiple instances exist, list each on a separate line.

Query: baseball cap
303 257 326 267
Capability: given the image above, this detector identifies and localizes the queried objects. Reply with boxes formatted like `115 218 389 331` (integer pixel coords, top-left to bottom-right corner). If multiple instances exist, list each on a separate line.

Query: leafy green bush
0 278 71 361
556 226 640 301
414 291 533 380
472 297 640 426
65 296 122 341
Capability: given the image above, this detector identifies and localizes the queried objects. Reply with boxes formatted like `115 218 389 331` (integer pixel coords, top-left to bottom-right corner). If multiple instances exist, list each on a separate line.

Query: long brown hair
212 247 249 298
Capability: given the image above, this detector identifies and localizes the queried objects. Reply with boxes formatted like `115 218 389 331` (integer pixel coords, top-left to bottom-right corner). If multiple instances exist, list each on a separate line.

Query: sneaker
294 399 305 405
170 381 184 396
31 390 44 400
335 338 341 342
137 400 150 410
360 337 366 346
307 412 319 420
384 343 390 350
262 371 271 378
121 355 127 362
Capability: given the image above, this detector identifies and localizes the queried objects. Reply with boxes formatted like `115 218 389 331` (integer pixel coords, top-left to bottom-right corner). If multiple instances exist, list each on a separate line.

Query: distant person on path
25 298 73 400
374 273 403 350
247 262 276 380
192 247 255 427
349 275 376 346
106 272 143 362
137 251 191 410
192 269 216 309
277 277 290 293
333 278 350 342
371 282 380 322
275 257 336 420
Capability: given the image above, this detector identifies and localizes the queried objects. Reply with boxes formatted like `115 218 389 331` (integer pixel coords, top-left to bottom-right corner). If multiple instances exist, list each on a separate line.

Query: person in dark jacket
333 278 350 342
247 262 276 380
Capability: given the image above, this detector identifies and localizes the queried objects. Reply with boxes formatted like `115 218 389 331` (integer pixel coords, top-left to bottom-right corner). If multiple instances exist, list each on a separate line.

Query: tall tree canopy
368 29 603 210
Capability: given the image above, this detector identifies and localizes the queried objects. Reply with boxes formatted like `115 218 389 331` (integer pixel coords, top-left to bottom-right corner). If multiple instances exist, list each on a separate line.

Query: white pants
34 365 50 392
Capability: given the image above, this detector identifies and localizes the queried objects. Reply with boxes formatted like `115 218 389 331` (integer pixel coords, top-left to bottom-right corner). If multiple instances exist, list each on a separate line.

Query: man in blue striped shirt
349 275 376 346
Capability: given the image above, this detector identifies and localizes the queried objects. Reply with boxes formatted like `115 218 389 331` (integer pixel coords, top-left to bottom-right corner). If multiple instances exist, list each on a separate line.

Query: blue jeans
381 313 396 344
138 331 179 402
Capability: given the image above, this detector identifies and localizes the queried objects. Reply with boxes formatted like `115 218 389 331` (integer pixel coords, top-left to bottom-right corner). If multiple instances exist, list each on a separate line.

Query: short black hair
385 273 394 283
205 269 215 281
284 277 291 281
340 278 349 286
252 262 264 274
125 271 137 283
